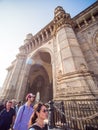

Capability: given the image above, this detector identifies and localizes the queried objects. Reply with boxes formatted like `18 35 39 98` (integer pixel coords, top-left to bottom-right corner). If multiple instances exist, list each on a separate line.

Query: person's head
11 99 17 108
29 102 48 126
26 93 35 103
6 100 12 110
17 101 22 107
3 99 8 107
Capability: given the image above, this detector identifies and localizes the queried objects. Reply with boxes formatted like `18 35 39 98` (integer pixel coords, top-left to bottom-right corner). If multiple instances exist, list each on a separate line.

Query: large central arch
25 50 53 103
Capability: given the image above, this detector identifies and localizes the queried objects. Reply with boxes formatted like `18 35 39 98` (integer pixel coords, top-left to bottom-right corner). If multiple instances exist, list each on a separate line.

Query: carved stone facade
1 1 98 102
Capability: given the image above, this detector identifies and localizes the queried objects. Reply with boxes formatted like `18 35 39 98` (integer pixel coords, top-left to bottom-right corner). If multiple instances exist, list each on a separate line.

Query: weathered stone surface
0 1 98 102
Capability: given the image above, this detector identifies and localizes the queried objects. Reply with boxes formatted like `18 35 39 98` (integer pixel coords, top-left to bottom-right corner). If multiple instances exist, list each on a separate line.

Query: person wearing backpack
28 102 48 130
13 93 35 130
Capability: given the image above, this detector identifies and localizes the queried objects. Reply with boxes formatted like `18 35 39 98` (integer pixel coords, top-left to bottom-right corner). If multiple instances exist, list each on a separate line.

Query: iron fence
48 99 98 130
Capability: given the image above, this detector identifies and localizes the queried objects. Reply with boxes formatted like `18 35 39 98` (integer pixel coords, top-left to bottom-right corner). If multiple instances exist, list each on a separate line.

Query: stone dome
26 33 33 40
54 6 65 16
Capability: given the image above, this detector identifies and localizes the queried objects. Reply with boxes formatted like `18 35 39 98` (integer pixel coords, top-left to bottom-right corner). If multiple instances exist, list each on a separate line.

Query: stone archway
25 51 53 103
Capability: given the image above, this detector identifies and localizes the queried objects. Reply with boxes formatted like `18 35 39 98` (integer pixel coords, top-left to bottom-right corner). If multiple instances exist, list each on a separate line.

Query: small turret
54 6 71 31
54 6 66 17
24 33 33 44
26 33 33 40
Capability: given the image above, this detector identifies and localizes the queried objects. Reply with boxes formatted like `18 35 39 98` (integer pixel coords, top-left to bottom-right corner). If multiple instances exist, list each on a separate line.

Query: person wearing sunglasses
29 102 48 130
13 93 35 130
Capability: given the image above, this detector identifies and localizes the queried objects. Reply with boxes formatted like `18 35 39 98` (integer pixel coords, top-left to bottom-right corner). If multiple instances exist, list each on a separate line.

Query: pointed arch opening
25 51 53 103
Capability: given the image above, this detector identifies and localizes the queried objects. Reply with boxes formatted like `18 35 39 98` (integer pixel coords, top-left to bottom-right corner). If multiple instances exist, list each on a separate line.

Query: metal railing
48 99 98 130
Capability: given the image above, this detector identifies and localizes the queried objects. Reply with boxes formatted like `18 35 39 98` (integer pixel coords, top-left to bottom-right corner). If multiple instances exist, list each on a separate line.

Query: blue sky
0 0 96 88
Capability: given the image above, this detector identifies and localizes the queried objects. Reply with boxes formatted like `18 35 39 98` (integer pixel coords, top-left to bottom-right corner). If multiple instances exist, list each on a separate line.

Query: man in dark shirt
0 100 16 130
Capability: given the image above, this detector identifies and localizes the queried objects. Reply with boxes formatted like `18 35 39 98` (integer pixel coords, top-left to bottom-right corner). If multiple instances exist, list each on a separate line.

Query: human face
38 106 48 120
6 102 12 110
30 96 35 102
27 95 35 103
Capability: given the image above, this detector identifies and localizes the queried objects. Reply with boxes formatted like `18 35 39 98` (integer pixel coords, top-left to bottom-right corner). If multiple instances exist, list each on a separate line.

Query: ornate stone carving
54 6 71 32
79 63 87 72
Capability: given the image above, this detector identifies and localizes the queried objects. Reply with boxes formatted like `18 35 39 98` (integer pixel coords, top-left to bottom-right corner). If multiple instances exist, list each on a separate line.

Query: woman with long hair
29 102 48 130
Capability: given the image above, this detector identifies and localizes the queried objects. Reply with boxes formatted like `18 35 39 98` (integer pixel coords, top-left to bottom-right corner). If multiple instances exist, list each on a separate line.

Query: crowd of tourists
0 93 48 130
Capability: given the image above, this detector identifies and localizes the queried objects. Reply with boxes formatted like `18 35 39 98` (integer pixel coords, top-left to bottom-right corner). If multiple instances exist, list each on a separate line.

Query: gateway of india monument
0 1 98 103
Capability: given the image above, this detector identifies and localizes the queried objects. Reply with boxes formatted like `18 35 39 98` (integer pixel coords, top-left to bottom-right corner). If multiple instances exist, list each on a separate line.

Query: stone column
5 53 26 100
0 66 13 100
58 26 87 74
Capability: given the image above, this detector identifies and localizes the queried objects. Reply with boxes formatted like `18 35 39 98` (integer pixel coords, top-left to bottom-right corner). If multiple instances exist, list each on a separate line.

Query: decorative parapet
18 1 98 54
19 21 54 54
72 1 98 32
19 7 72 55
